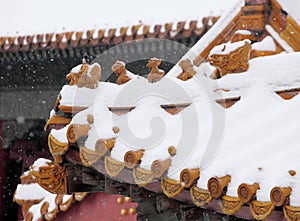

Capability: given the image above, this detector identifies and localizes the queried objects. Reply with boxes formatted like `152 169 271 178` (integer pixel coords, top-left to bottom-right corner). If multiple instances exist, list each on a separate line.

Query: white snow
60 85 99 107
73 101 116 151
62 195 73 204
49 109 55 118
197 88 300 203
15 183 50 200
23 171 30 176
215 52 300 97
266 25 294 53
71 64 83 73
0 0 240 37
277 0 300 25
209 39 251 56
234 30 251 35
191 52 300 204
51 126 69 143
251 36 276 51
32 158 52 171
29 194 57 221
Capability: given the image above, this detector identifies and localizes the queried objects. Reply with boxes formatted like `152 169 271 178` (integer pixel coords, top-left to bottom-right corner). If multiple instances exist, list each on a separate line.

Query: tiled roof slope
0 18 219 53
40 40 300 220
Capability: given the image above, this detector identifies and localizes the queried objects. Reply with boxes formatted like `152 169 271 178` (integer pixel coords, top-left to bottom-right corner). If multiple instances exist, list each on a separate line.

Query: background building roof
0 0 239 36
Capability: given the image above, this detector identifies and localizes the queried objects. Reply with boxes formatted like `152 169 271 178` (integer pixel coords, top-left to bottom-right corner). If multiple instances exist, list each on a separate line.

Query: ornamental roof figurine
146 58 165 83
112 60 131 85
66 62 101 89
208 39 251 78
177 58 196 81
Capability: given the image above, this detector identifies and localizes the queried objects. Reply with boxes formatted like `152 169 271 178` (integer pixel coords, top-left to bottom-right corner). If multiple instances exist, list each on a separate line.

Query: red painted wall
55 192 137 221
0 121 8 219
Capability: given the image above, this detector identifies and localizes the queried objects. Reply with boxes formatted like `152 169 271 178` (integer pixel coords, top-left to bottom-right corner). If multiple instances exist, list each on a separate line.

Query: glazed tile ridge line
0 18 219 52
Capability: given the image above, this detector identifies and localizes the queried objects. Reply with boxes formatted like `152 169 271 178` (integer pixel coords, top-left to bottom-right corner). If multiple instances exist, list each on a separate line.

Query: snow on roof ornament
30 159 67 194
66 62 101 89
208 39 251 78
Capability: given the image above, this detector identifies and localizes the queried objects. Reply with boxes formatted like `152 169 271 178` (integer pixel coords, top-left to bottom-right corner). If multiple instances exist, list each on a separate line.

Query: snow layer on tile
166 97 220 180
29 194 58 221
15 183 50 200
0 0 239 36
59 85 99 107
60 72 220 179
216 52 300 94
64 70 219 170
32 158 51 171
60 65 137 107
62 195 72 204
126 70 138 80
110 96 185 168
16 171 73 221
190 52 300 204
234 30 251 35
209 39 251 56
266 25 294 53
23 171 30 176
50 125 69 143
214 89 241 100
49 109 55 118
251 36 276 51
77 102 116 150
51 50 300 204
197 88 300 203
289 174 300 206
164 52 300 202
277 0 300 24
71 64 83 73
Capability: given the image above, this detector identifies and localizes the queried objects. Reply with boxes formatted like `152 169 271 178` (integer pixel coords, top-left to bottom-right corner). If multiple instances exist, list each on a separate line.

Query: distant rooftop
0 0 239 36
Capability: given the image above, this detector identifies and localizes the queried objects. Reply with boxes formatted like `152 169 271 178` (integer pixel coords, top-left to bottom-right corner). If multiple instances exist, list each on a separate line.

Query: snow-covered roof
198 53 300 204
41 34 300 219
251 36 276 51
215 52 300 97
0 0 239 36
14 0 300 219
